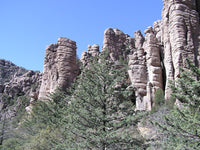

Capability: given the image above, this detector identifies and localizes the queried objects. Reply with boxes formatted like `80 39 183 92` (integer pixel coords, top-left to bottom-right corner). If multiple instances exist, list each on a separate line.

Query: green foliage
22 90 68 134
154 89 165 107
0 51 147 149
1 94 15 108
165 96 176 109
67 51 145 149
17 90 71 149
22 128 66 150
156 59 200 149
0 96 30 150
0 138 21 150
151 89 165 113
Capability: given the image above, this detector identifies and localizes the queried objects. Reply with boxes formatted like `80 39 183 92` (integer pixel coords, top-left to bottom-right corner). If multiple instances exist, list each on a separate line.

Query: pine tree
18 90 70 150
68 51 145 150
157 59 200 149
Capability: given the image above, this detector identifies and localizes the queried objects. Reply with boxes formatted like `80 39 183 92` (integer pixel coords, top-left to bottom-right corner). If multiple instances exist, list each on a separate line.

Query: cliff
37 0 200 110
0 59 42 115
2 0 199 111
38 37 79 99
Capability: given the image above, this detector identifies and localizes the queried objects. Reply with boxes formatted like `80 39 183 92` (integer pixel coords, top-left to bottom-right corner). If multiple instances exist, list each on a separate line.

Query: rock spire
38 37 79 99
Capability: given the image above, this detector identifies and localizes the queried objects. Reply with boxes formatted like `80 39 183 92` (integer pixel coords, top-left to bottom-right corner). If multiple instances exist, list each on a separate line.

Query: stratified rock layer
128 48 148 110
129 0 200 110
38 37 78 99
144 27 163 100
80 44 100 65
102 28 134 61
162 0 200 99
38 0 200 110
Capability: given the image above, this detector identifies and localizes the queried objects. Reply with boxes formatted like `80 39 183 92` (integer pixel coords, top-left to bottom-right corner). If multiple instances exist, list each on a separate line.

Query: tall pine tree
68 51 145 150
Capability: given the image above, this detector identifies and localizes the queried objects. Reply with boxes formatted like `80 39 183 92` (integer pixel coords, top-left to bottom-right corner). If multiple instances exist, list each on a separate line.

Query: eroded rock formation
0 59 42 115
128 0 200 110
128 48 149 110
144 27 163 100
38 37 79 99
80 44 100 65
4 70 42 98
128 27 163 110
37 0 200 110
102 28 134 61
134 30 144 49
0 59 42 98
162 0 200 99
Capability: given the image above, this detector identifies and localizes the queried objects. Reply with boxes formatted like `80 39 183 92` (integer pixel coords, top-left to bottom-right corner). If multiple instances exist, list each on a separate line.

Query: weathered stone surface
4 70 42 98
134 30 144 49
153 20 162 44
127 25 164 110
5 0 198 112
38 37 79 99
128 48 148 110
102 28 134 61
0 59 42 99
144 26 163 103
0 59 28 85
162 0 200 99
87 44 100 57
0 59 42 115
80 44 100 65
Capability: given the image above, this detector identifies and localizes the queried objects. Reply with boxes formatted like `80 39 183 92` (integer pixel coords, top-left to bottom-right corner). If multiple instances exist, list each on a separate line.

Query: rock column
39 37 78 99
162 0 200 99
143 27 163 104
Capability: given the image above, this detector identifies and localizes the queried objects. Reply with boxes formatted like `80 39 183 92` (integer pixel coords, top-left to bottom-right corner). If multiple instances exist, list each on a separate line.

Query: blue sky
0 0 163 72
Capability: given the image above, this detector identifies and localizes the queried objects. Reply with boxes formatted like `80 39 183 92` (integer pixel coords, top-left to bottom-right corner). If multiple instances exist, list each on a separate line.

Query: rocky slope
0 59 42 112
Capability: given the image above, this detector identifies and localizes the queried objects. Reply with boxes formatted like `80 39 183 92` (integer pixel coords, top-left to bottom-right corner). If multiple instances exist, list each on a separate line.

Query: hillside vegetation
0 53 200 149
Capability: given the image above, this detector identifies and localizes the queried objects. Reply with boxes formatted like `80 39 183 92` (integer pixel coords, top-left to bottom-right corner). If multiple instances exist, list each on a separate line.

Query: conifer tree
68 51 145 150
157 59 200 149
18 90 70 150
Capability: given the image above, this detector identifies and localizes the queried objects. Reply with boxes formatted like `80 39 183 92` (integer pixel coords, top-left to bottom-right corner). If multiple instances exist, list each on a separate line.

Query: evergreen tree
157 59 200 149
68 51 145 150
18 90 70 150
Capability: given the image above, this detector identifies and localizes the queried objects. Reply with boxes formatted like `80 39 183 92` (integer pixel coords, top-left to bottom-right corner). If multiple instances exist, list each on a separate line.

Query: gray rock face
128 48 148 110
0 59 42 114
144 27 163 101
38 37 79 99
80 44 100 65
102 27 163 110
128 0 200 110
0 59 42 98
4 70 42 98
102 28 134 61
162 0 200 99
153 20 162 44
87 44 100 57
36 0 200 111
0 59 27 85
134 30 144 49
128 26 163 110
